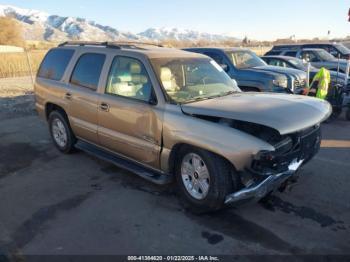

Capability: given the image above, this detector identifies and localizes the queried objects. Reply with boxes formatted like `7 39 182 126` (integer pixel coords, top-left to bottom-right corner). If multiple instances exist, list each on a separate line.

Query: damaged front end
224 122 322 204
193 115 322 205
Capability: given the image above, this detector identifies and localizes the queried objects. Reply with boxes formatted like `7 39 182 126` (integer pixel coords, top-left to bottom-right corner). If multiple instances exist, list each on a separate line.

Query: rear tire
48 111 76 154
346 108 350 121
330 107 342 121
175 146 238 213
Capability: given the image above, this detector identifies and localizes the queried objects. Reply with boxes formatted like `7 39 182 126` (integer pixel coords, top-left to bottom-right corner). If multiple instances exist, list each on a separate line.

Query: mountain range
0 4 239 42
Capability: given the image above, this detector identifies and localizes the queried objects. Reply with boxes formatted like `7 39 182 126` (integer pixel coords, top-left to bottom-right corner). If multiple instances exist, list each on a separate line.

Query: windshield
335 44 350 54
316 49 336 61
150 57 240 104
225 50 266 69
287 58 305 69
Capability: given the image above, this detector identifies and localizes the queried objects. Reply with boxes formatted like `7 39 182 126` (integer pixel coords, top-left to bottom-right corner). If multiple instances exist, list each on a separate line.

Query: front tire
48 111 76 154
175 146 237 213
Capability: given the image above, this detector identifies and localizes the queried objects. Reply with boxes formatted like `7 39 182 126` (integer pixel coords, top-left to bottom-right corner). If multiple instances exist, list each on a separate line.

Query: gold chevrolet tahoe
35 41 331 212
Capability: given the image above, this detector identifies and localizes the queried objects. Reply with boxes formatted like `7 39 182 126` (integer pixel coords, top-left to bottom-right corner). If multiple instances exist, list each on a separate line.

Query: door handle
100 102 110 112
65 92 72 100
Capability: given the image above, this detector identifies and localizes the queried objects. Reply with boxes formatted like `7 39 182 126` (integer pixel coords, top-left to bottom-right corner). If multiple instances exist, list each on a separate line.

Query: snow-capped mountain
138 28 233 41
0 4 238 42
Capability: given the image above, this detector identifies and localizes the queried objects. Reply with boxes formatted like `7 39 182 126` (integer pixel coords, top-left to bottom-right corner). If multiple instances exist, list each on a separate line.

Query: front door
98 56 162 169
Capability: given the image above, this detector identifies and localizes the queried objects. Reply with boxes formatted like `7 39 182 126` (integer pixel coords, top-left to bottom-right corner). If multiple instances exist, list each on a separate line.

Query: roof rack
109 41 164 48
58 41 163 49
58 41 120 49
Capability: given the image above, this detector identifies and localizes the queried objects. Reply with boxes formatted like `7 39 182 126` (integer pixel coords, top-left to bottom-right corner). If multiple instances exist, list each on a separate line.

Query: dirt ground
0 77 35 120
0 77 349 259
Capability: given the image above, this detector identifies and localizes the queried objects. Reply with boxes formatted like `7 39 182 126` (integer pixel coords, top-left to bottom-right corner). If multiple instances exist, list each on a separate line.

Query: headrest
130 62 141 74
160 67 172 81
117 73 132 82
132 75 148 84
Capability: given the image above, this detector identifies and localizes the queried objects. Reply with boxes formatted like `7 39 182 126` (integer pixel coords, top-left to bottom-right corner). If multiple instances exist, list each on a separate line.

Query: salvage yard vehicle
262 55 350 120
261 55 349 89
35 41 331 212
265 43 350 60
265 46 350 75
184 47 307 93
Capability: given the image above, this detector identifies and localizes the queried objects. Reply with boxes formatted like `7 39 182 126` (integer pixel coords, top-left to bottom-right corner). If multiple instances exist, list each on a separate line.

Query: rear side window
70 53 106 90
265 51 281 56
284 51 297 57
38 49 74 81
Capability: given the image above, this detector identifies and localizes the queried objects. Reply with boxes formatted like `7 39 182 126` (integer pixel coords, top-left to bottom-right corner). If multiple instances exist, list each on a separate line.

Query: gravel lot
0 77 35 120
0 77 349 259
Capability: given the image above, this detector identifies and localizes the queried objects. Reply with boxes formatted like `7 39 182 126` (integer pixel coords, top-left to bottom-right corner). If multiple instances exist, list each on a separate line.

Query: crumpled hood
181 93 332 135
252 65 306 79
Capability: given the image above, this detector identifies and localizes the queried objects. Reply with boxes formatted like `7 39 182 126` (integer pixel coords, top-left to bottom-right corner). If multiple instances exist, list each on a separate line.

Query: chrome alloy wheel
51 118 68 148
181 153 210 200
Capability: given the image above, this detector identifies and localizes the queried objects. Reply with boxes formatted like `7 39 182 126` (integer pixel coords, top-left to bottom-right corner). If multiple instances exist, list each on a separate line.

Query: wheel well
168 143 237 175
240 86 261 92
45 103 68 121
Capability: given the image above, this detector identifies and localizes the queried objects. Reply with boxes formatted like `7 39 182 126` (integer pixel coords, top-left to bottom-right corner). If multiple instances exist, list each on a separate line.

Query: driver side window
106 56 153 102
328 47 339 57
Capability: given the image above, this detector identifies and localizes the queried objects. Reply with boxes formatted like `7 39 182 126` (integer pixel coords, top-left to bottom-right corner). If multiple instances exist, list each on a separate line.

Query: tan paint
35 44 331 175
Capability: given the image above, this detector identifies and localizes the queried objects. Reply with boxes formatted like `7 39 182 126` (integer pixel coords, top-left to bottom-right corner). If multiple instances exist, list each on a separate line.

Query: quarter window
268 59 287 67
106 57 153 102
38 49 74 81
70 53 106 90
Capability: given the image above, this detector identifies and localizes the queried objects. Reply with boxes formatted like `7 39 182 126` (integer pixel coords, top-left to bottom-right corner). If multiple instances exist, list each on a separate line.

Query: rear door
97 55 162 169
66 52 106 144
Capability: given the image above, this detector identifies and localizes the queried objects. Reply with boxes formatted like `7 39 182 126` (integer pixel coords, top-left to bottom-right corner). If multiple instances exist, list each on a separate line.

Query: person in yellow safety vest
302 67 330 100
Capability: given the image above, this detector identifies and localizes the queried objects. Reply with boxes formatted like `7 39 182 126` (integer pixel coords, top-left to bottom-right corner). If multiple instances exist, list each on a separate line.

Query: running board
75 141 173 185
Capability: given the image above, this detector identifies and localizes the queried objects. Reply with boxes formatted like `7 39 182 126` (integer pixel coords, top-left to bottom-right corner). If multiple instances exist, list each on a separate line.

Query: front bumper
225 159 303 205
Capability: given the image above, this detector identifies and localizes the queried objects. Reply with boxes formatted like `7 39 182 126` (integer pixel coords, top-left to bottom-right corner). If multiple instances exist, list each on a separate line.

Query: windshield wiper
183 90 237 104
207 90 236 99
183 96 211 104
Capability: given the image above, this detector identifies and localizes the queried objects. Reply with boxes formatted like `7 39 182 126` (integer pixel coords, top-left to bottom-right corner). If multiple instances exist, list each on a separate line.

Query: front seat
130 62 151 101
160 67 179 93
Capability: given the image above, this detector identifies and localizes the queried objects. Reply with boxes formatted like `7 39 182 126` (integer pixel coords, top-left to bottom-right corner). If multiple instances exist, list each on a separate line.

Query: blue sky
2 0 349 40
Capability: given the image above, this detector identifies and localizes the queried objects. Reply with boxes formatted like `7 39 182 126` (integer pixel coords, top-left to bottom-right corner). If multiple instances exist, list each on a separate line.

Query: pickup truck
184 47 307 93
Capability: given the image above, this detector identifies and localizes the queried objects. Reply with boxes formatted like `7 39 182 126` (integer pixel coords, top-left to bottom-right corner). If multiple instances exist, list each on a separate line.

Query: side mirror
148 92 158 105
220 64 229 72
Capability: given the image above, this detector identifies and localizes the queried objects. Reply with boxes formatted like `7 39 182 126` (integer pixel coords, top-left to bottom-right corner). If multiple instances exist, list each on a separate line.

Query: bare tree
0 17 24 47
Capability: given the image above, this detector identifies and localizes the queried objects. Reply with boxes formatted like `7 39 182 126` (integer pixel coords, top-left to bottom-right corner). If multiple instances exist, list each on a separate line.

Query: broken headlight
251 136 294 174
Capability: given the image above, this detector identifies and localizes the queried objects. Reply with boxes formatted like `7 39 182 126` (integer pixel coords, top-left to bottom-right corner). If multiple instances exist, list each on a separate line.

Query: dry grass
0 43 270 79
0 50 47 78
